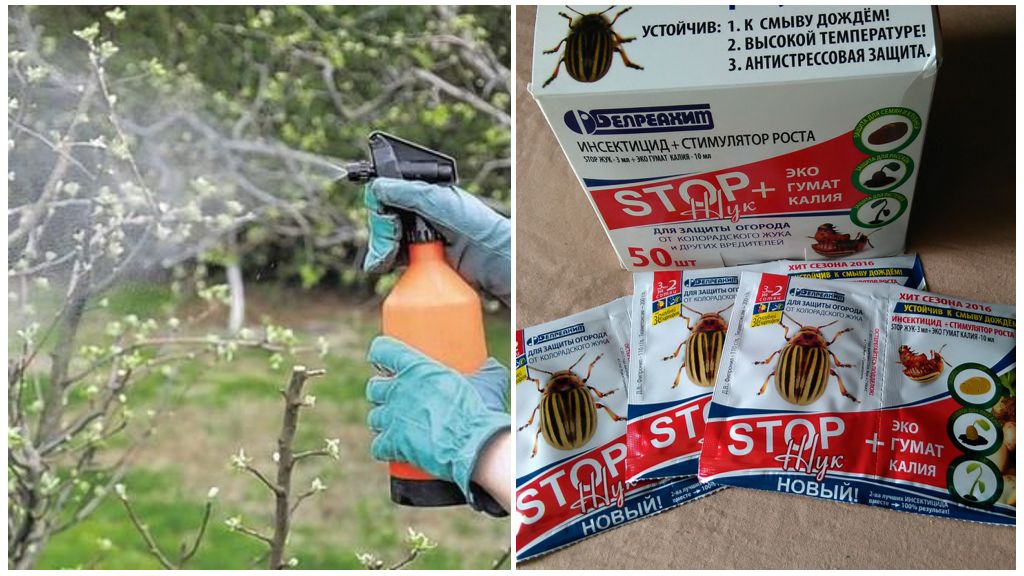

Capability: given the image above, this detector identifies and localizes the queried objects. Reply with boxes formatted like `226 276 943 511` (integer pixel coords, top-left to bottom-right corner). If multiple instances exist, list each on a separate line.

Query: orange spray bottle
347 132 488 507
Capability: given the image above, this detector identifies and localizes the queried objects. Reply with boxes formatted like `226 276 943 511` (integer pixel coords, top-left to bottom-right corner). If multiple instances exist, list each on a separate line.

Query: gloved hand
365 336 510 505
363 178 511 307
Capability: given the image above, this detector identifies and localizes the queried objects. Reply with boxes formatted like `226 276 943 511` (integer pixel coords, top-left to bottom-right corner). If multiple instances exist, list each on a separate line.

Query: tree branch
8 78 98 246
409 68 510 126
490 548 511 570
243 464 282 496
389 549 423 571
119 495 177 569
291 448 330 462
177 500 213 565
267 366 325 569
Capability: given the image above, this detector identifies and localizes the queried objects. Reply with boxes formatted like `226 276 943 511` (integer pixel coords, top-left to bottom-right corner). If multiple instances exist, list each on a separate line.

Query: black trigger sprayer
346 131 457 243
346 132 502 514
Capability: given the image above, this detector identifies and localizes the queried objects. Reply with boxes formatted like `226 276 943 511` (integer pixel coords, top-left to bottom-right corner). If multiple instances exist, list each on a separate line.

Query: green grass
39 470 265 569
27 283 511 570
103 283 175 316
39 468 506 569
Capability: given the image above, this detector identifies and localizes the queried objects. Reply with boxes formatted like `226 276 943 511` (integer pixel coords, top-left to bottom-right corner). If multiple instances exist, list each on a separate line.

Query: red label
755 273 791 304
626 394 711 480
700 398 961 491
516 437 633 550
652 271 683 301
588 132 867 230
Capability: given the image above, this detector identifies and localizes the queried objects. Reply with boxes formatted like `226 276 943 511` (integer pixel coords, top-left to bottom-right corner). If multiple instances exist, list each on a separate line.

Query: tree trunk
227 261 245 334
226 234 245 334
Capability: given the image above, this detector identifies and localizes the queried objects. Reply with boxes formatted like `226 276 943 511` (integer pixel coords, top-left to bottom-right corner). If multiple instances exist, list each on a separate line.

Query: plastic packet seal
699 271 1015 526
514 298 721 562
626 255 928 483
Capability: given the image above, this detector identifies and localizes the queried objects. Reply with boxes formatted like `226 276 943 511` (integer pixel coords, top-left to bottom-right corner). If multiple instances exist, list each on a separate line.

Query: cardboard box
530 5 940 271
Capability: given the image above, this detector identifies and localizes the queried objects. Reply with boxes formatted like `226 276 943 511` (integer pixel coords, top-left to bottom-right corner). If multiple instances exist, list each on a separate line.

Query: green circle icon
947 455 1003 508
852 153 914 195
853 107 923 154
850 193 907 229
948 363 1003 409
947 407 1003 456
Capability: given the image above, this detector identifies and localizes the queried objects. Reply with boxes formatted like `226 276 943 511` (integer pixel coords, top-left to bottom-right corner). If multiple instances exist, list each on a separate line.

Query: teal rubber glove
363 178 511 307
365 336 510 506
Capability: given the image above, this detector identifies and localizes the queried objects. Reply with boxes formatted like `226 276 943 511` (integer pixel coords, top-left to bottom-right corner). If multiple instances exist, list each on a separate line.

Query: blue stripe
517 444 608 487
993 348 1016 375
627 393 711 420
907 254 927 289
706 403 806 420
635 458 698 481
516 477 723 561
583 172 693 187
709 471 1014 526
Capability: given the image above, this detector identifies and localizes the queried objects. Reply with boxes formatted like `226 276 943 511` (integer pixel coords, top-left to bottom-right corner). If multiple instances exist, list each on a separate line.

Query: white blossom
39 472 60 494
324 438 341 460
207 486 220 500
73 23 100 44
8 427 24 447
406 527 436 551
105 7 126 24
356 553 382 570
230 448 251 470
26 66 48 83
114 483 127 500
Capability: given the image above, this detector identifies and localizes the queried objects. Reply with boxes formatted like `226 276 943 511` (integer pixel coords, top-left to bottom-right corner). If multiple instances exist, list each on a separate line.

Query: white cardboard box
530 5 940 271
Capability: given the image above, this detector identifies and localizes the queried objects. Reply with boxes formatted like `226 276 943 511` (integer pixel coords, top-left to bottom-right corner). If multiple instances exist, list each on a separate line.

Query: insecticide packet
699 272 1015 526
778 253 926 289
515 298 721 561
626 254 926 483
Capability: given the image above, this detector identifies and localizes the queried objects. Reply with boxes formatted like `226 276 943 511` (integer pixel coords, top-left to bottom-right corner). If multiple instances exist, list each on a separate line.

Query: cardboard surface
515 5 1015 569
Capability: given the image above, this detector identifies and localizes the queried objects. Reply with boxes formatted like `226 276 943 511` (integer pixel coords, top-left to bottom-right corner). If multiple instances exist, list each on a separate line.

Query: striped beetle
662 303 733 389
542 6 644 88
518 352 625 458
755 312 859 405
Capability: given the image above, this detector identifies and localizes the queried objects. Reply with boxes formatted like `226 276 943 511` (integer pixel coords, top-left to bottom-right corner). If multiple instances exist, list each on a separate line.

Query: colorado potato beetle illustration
542 6 644 88
897 344 947 383
518 352 625 458
662 303 733 389
755 312 859 405
809 223 873 258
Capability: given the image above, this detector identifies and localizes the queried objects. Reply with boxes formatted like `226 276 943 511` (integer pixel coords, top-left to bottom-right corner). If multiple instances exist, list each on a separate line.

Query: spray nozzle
347 132 458 244
346 132 458 185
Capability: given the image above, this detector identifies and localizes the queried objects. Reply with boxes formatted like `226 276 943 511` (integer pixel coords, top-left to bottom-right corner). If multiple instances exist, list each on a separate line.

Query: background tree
8 5 510 569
